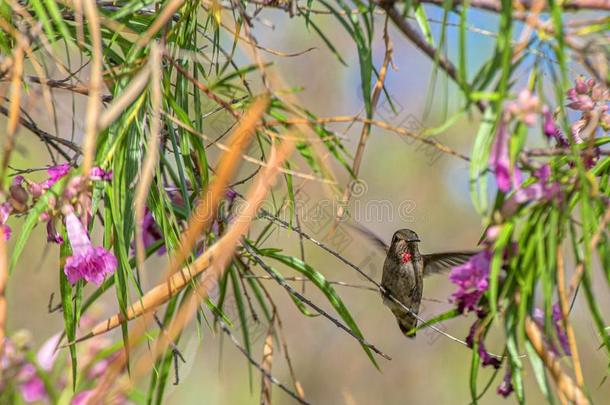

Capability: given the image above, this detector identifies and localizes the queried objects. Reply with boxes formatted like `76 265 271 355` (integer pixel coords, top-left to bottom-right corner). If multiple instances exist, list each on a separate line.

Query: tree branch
380 4 487 113
418 0 610 11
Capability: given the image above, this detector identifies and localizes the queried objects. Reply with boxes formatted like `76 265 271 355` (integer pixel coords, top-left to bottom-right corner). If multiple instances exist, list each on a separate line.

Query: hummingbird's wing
422 251 477 276
346 222 389 253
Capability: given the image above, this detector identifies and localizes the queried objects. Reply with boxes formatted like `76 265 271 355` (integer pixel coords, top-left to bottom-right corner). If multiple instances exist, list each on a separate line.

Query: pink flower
44 164 71 188
465 319 501 369
489 121 520 193
28 181 44 198
142 210 162 249
449 251 492 313
90 167 113 181
0 202 12 241
64 212 117 285
71 389 132 405
552 303 571 356
567 77 608 112
502 165 562 216
46 219 64 244
72 390 94 405
542 107 568 147
136 209 165 255
507 89 540 125
18 363 47 403
37 333 61 371
497 367 514 397
533 304 571 357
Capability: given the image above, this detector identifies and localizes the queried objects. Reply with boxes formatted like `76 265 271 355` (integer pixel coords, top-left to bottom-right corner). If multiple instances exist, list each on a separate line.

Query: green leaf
59 226 78 391
258 249 377 367
10 177 67 272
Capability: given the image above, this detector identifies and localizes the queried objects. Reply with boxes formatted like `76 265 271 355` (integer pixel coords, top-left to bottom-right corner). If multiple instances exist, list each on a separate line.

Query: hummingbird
348 224 475 338
381 229 475 338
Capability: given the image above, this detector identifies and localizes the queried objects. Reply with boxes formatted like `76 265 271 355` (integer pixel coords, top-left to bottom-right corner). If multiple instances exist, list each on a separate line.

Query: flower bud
28 182 43 198
9 184 28 205
574 77 588 94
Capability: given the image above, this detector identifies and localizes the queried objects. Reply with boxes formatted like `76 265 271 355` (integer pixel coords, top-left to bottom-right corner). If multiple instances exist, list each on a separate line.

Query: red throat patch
401 252 412 264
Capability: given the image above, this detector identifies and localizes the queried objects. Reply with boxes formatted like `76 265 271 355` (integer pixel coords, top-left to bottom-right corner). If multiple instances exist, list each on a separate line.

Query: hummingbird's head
392 229 420 243
390 229 420 263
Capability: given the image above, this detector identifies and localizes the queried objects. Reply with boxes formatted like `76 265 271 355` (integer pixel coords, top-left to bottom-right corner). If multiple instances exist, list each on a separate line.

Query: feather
346 222 389 253
422 251 477 276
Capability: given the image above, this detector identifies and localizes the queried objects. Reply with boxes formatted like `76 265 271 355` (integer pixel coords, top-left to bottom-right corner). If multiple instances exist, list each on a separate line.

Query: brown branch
419 0 610 12
525 317 590 405
167 55 241 120
0 105 81 160
220 321 310 405
337 17 394 221
380 3 487 113
0 229 7 361
0 75 114 102
242 241 392 360
556 247 584 389
91 130 298 404
267 115 470 161
63 97 269 347
568 201 610 298
260 322 274 405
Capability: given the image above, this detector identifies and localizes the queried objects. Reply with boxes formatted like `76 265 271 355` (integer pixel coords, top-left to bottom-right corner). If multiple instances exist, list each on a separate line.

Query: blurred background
4 5 609 405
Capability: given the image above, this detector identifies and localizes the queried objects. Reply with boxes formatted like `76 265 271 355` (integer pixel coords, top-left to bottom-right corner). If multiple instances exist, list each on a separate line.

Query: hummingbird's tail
398 316 417 338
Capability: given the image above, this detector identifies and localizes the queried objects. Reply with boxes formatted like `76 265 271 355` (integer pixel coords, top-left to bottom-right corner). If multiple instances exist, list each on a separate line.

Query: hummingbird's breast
381 244 423 308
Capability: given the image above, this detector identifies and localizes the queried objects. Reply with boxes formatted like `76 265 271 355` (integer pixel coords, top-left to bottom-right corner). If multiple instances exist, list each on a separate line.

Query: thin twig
380 3 486 113
243 275 450 302
337 16 394 221
568 201 610 298
257 209 486 351
241 241 392 361
0 228 7 357
219 321 311 405
0 106 80 160
81 0 103 177
556 247 584 389
266 115 470 161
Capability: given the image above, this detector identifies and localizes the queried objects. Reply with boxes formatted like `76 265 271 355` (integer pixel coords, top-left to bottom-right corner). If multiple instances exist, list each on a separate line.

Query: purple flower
507 89 540 126
533 303 571 357
18 363 47 403
502 165 561 216
137 209 165 255
567 77 608 112
12 175 24 186
466 320 501 369
46 220 64 244
0 202 12 241
1 225 11 241
489 121 519 193
567 95 595 111
44 163 71 188
72 390 94 405
64 212 117 285
449 251 492 313
71 389 132 405
226 188 237 203
574 77 588 94
497 367 514 397
479 341 501 369
28 181 44 198
552 303 571 356
90 167 113 181
542 107 568 147
37 333 61 372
